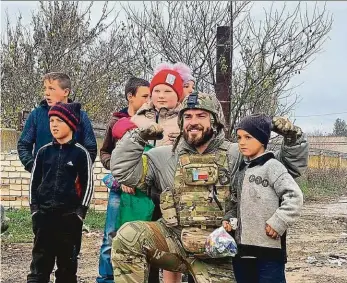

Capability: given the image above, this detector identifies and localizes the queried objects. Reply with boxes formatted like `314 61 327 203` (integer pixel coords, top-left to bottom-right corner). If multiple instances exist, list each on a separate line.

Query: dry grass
297 168 347 201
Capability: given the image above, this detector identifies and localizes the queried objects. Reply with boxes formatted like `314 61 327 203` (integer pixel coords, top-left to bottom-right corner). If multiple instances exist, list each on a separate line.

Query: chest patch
249 174 270 188
192 169 209 181
183 164 218 185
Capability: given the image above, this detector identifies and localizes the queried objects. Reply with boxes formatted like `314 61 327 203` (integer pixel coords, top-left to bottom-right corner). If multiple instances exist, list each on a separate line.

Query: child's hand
265 224 279 239
121 184 135 195
222 220 233 232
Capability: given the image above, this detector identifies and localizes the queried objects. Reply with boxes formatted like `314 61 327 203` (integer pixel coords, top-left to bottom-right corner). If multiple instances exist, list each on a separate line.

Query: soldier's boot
189 257 236 283
0 205 9 234
1 220 9 233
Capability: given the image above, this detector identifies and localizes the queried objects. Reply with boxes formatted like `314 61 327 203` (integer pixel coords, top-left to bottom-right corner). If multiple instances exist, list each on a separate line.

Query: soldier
110 91 308 283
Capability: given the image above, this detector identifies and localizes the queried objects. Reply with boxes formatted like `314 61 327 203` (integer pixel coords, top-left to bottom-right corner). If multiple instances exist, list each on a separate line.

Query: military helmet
178 91 225 129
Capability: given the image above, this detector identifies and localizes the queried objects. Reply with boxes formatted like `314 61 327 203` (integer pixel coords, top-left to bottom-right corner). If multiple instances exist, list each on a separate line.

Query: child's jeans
27 210 83 283
96 189 160 283
232 257 286 283
96 189 121 283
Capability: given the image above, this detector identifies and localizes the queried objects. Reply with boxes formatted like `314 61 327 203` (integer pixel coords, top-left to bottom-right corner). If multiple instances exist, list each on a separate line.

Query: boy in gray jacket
223 114 303 283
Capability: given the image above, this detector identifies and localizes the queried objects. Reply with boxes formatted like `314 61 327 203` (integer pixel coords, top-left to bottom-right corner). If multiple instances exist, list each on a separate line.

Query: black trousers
27 211 83 283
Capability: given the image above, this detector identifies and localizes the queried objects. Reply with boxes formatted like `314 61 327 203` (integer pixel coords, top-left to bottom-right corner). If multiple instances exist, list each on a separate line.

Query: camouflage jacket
131 101 181 147
110 129 308 216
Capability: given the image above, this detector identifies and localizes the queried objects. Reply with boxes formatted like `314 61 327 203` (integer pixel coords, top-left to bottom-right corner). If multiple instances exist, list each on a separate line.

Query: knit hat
48 102 81 131
174 62 195 84
236 114 272 148
150 63 187 101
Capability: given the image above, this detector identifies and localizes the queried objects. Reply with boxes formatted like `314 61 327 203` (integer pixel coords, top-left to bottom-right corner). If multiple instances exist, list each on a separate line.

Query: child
100 77 150 170
27 102 94 283
18 72 97 172
181 64 195 101
113 62 190 146
112 62 189 283
223 114 303 283
97 77 150 283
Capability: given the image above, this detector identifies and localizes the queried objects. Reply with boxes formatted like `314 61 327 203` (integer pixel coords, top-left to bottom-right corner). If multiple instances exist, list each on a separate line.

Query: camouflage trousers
111 221 235 283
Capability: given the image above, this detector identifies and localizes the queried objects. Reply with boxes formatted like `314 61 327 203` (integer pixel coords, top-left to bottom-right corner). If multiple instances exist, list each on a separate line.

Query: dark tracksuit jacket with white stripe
29 139 94 219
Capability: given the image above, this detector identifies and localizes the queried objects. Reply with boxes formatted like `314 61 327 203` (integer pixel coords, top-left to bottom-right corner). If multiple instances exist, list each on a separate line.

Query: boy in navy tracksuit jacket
17 72 97 172
27 102 94 283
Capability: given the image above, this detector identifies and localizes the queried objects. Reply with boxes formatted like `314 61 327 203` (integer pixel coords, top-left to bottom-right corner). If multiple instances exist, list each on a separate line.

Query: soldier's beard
183 125 214 147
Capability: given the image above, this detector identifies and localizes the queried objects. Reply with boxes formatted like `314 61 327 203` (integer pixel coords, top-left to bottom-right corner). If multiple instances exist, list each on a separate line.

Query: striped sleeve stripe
29 142 52 204
76 143 94 206
139 155 149 185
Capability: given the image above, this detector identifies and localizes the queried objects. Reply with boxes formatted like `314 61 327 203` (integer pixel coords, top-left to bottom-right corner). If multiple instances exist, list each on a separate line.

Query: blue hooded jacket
17 99 97 172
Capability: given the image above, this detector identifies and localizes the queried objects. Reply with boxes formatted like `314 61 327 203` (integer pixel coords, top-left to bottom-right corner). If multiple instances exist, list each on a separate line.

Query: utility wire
294 111 347 118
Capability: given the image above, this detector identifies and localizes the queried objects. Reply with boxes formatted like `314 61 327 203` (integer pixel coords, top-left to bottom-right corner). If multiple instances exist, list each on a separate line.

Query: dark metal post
18 110 30 131
216 25 231 138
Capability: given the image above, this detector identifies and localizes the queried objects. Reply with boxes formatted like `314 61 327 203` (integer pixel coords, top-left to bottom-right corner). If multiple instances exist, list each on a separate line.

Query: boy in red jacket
97 77 151 283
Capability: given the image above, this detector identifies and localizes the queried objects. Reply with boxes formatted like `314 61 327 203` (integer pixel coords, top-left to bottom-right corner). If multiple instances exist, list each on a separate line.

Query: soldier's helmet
178 91 225 130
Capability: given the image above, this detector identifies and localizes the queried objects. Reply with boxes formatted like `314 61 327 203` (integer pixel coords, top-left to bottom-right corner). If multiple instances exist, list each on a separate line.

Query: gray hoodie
224 152 303 261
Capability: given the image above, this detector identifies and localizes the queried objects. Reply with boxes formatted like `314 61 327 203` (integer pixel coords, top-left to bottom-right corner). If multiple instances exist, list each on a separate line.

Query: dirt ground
1 197 346 283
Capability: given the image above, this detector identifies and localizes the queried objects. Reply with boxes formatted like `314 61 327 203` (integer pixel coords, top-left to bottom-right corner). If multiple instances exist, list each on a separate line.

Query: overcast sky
1 1 346 134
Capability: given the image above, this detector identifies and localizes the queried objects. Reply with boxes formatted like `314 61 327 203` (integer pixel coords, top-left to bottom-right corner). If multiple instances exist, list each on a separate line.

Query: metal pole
216 25 231 138
229 1 233 138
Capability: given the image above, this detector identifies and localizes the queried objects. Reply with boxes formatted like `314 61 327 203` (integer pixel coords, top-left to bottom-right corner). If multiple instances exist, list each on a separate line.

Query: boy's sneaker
0 205 9 234
82 223 90 233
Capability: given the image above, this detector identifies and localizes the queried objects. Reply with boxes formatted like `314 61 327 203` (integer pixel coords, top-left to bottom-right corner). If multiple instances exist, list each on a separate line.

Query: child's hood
135 101 182 118
39 98 74 109
112 107 130 119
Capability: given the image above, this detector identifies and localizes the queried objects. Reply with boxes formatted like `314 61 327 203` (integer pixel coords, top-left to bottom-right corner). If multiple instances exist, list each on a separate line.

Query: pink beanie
173 62 195 84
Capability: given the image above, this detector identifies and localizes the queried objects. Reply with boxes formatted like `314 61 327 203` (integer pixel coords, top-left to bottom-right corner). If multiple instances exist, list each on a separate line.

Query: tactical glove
272 117 303 145
138 123 164 141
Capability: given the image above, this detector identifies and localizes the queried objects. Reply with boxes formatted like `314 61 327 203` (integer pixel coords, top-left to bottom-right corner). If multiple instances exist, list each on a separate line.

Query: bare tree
123 1 332 134
121 1 250 88
230 2 332 133
1 13 40 128
1 1 132 128
1 1 333 132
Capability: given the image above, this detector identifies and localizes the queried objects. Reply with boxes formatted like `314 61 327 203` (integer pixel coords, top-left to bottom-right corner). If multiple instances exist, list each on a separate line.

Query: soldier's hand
222 220 233 232
139 123 164 141
265 224 279 239
121 184 135 195
272 116 303 145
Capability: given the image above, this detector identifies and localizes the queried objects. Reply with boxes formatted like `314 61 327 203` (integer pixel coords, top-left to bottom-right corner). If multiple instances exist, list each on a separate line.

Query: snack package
205 226 237 258
102 173 120 191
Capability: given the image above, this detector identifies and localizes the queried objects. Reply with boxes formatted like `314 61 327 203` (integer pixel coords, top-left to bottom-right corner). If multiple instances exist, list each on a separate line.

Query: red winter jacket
112 117 138 140
100 108 130 170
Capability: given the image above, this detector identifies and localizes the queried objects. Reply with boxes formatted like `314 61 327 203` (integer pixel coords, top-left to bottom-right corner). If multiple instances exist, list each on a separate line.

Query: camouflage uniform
110 92 308 283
